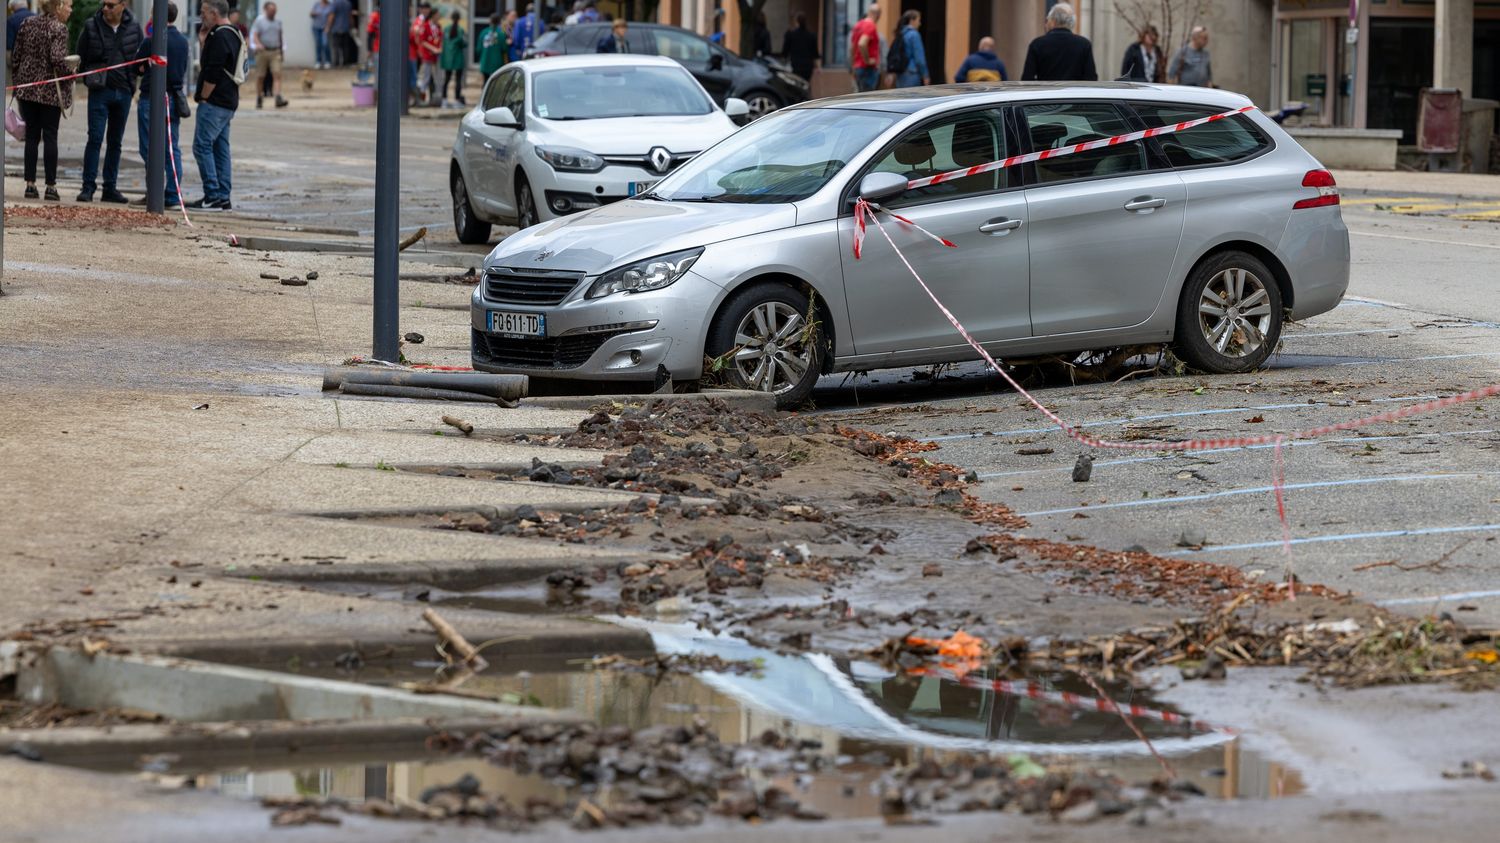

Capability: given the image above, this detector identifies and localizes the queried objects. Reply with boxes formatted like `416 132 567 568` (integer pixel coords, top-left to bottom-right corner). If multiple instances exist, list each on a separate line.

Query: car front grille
473 329 629 370
600 153 697 174
483 268 584 306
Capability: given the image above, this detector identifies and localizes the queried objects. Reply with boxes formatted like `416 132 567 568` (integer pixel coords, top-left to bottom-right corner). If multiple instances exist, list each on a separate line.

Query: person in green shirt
439 10 469 107
477 12 507 79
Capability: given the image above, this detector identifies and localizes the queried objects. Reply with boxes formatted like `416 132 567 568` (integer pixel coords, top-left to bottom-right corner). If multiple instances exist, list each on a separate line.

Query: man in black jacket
1020 3 1096 82
187 0 242 211
77 0 143 203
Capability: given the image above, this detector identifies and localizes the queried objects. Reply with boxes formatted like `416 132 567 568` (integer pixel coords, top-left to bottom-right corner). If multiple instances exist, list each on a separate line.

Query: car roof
799 82 1255 114
512 54 683 72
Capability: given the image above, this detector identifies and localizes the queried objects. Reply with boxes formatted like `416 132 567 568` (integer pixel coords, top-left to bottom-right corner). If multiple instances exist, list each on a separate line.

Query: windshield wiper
673 195 730 203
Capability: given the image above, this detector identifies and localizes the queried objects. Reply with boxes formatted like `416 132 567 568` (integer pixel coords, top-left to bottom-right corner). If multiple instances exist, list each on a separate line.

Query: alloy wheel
1198 267 1274 358
453 179 470 229
732 301 813 394
745 94 779 120
518 180 537 229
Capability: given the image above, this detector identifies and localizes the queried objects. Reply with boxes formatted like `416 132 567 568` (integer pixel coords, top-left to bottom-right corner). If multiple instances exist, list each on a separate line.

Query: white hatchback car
450 55 746 244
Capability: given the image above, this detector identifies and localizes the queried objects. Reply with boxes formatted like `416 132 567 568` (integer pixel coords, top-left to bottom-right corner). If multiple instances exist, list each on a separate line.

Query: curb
526 390 777 413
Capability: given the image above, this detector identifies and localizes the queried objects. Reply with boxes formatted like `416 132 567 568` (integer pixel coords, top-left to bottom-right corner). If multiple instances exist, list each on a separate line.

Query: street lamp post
372 0 405 361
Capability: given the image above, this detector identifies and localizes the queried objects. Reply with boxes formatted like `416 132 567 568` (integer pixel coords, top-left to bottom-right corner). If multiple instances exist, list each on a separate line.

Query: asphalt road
811 202 1500 626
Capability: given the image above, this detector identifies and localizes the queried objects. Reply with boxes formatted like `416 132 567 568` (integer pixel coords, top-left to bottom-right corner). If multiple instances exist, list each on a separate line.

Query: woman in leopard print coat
11 0 74 200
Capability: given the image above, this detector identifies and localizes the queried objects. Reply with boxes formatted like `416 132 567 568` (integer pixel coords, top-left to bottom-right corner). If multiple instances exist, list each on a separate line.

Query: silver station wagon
470 83 1350 407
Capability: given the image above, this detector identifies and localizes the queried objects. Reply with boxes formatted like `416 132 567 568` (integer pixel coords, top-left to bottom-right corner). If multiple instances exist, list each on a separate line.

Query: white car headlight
586 248 703 300
535 145 604 173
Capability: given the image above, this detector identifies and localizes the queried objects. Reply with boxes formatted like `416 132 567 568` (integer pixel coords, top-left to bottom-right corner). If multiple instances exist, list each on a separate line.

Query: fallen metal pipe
322 368 528 400
338 383 518 406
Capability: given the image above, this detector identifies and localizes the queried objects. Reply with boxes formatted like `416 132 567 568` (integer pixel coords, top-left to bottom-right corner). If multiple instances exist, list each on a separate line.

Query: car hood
536 114 734 155
487 200 798 276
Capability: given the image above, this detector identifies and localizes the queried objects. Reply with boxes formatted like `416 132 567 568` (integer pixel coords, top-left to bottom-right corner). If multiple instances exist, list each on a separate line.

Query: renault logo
648 147 673 174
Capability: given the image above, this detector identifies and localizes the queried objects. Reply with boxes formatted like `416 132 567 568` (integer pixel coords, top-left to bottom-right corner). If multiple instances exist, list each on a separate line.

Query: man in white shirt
250 1 287 108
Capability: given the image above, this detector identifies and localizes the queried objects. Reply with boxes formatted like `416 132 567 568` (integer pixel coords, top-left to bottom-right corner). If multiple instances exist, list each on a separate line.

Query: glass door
1283 19 1327 121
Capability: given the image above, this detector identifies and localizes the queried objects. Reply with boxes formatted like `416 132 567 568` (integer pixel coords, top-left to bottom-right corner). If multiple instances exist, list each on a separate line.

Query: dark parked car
527 22 809 119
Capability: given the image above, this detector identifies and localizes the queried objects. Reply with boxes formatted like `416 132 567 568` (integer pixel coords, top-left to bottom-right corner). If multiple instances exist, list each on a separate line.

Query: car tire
515 172 539 230
1173 250 1283 374
742 90 783 120
452 172 492 245
707 282 824 409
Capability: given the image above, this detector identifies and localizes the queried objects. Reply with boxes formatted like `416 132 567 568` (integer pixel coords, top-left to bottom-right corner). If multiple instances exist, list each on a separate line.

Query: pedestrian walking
509 3 541 62
564 1 582 25
1020 3 1096 82
578 1 600 23
326 0 353 67
364 5 378 63
413 2 442 105
780 12 819 84
595 18 629 53
130 1 187 208
309 0 332 69
1168 26 1214 87
439 10 467 107
848 2 880 92
6 0 33 53
188 0 242 212
251 2 286 109
76 0 143 203
890 10 927 88
751 11 771 59
954 35 1007 82
478 12 507 79
9 0 72 202
1119 24 1163 82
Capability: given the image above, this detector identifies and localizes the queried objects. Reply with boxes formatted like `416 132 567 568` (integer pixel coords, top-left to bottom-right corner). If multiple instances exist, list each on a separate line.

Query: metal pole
2 13 7 289
373 0 404 361
146 0 168 214
398 0 408 116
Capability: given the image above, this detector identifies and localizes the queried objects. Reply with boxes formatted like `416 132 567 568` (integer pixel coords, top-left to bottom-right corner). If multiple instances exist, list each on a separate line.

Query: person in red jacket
410 1 442 106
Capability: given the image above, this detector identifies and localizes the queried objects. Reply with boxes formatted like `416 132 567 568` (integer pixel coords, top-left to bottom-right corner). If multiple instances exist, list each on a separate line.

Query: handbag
5 97 25 142
171 87 191 119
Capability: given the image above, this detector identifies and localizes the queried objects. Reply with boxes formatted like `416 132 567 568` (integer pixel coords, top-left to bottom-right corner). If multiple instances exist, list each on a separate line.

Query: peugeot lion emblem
649 147 672 174
533 249 554 262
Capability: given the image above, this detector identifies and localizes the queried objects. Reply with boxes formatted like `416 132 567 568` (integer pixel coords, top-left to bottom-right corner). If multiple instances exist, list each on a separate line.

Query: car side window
655 28 711 63
565 25 601 49
1022 102 1153 184
503 71 526 119
481 71 513 111
1131 103 1270 167
867 109 1008 207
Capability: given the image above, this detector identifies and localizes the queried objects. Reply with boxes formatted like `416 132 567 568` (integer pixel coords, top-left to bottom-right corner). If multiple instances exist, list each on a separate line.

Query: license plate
629 180 656 197
488 310 546 337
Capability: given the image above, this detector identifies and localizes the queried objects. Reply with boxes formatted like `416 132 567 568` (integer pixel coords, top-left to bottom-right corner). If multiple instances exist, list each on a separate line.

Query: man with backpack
188 0 244 211
76 0 144 203
888 9 927 88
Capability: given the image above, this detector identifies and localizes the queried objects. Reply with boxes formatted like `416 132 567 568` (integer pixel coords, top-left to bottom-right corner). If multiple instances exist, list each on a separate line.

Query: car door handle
482 142 495 149
979 218 1023 234
1124 197 1167 211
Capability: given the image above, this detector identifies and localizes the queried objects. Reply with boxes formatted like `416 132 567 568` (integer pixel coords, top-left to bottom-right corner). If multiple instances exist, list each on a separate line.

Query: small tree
1113 0 1212 66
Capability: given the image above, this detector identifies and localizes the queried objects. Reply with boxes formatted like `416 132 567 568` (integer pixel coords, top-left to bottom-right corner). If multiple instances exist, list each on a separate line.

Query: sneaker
165 199 181 209
44 186 59 201
76 191 94 203
185 197 221 210
214 198 232 211
130 196 148 206
101 190 129 204
23 185 38 199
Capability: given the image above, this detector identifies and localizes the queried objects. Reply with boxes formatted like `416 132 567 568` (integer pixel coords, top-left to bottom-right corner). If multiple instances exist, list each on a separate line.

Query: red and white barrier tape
162 93 192 227
6 55 164 92
852 105 1500 592
913 665 1234 735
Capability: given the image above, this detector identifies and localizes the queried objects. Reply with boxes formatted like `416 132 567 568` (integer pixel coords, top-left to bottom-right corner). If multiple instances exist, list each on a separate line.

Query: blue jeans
896 70 923 88
82 86 132 194
193 101 234 202
854 67 880 92
136 95 183 205
312 28 332 65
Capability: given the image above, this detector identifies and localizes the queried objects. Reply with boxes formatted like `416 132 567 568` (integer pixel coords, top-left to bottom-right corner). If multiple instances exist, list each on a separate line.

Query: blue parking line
1186 523 1500 554
976 428 1499 479
1017 473 1485 518
923 394 1439 442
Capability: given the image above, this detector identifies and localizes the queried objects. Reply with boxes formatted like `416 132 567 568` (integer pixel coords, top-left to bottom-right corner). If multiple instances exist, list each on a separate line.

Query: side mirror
723 98 749 118
709 53 725 71
858 171 908 203
484 106 520 128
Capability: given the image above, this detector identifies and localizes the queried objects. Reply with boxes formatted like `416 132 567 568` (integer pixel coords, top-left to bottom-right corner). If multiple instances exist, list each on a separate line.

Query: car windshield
531 66 713 120
648 108 901 204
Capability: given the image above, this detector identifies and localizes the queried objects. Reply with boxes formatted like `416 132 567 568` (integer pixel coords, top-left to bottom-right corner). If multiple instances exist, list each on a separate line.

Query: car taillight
1293 169 1339 209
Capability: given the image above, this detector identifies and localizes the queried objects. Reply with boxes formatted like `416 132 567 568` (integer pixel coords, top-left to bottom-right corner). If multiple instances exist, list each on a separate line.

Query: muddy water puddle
223 624 1300 814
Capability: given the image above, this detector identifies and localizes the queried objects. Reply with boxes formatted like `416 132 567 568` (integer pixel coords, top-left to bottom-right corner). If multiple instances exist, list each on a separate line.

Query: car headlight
535 145 604 173
586 248 703 300
776 71 809 90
